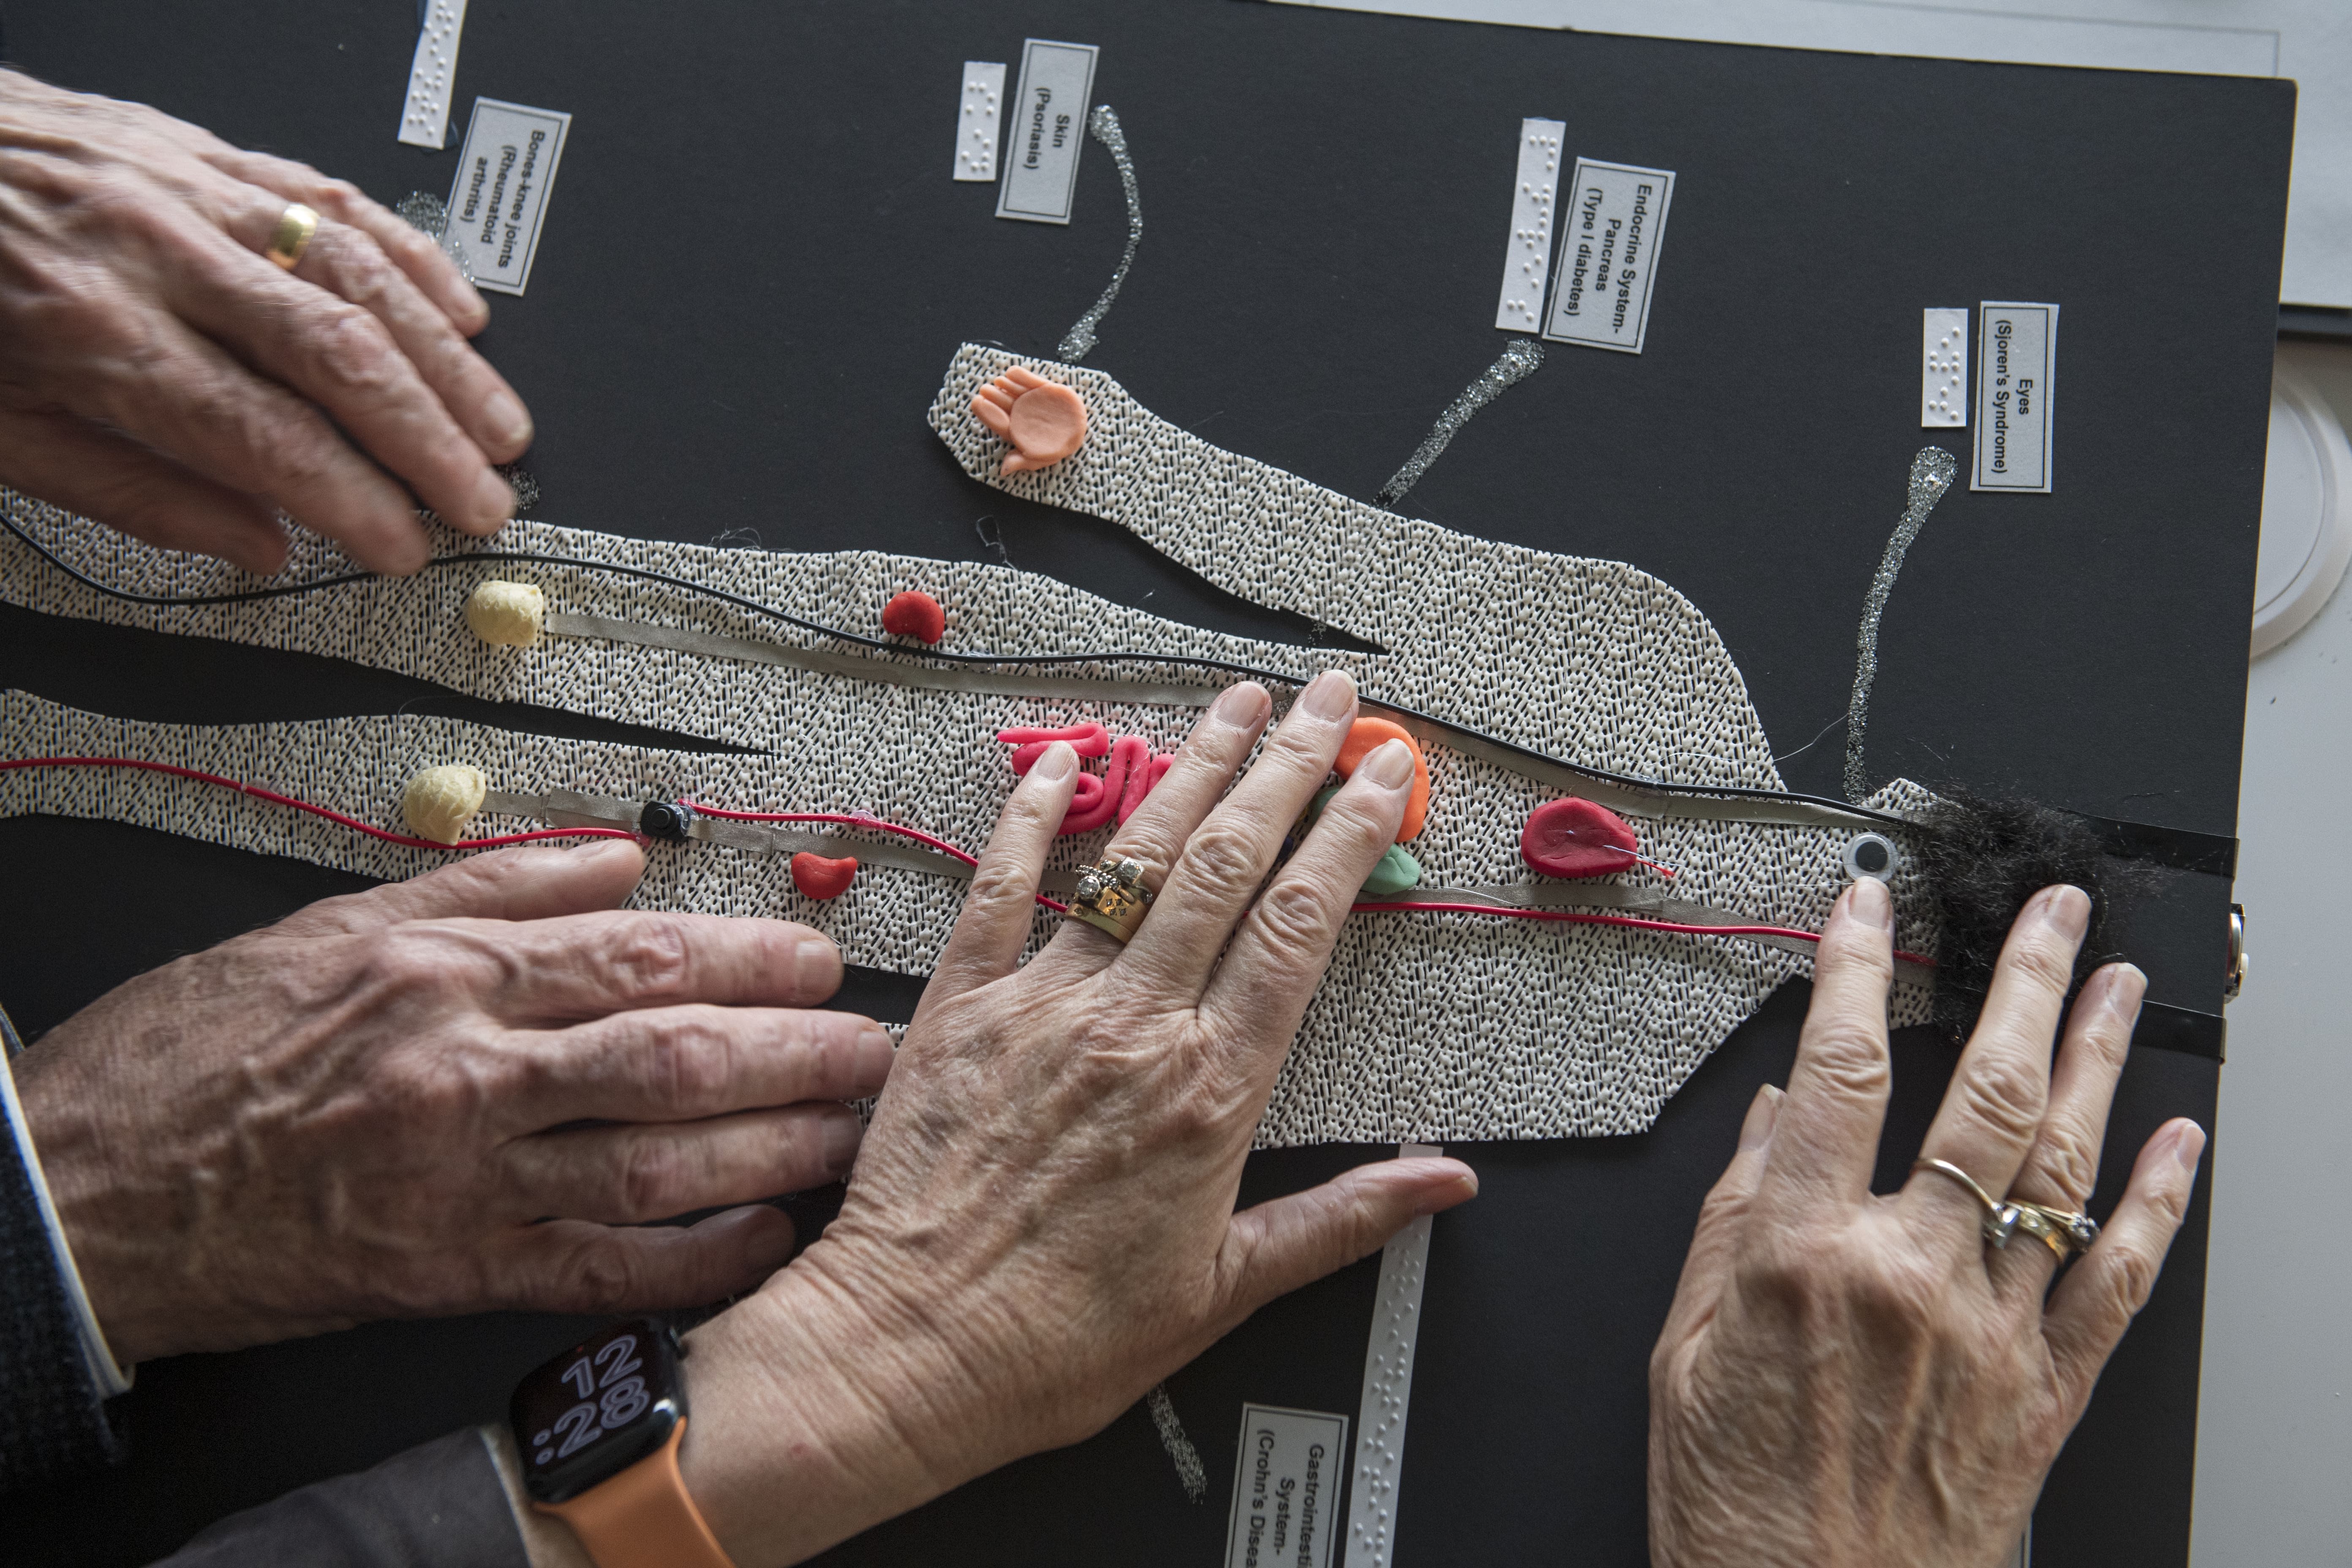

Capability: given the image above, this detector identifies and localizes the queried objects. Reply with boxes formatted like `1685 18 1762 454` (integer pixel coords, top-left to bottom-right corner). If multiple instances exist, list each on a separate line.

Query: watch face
510 1319 685 1503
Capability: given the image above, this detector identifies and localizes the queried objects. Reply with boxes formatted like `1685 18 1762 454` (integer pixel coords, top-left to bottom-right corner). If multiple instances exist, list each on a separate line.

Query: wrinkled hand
0 68 533 575
674 672 1480 1566
14 841 890 1365
1648 878 2206 1568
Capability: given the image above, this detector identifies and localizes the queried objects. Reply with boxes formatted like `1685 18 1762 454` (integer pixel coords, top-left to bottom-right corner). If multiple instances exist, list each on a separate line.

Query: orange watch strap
536 1417 736 1568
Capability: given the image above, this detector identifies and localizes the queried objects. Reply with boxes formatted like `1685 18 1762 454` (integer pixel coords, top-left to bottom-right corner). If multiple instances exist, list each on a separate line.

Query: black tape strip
2082 816 2238 878
2134 1000 2227 1063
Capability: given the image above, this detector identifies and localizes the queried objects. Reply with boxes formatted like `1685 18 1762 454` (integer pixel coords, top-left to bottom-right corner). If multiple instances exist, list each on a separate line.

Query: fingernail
1299 669 1356 721
1359 737 1413 789
1738 1083 1783 1152
852 1024 896 1096
471 466 514 526
2172 1121 2207 1173
1032 740 1077 781
1413 1168 1479 1214
1213 681 1270 729
484 388 533 451
1846 874 1893 931
822 1108 864 1179
2103 963 2147 1022
794 934 842 997
2044 884 2092 941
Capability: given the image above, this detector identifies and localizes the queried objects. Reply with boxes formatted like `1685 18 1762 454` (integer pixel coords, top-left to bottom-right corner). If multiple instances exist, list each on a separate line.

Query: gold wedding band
1911 1159 2098 1260
265 202 319 270
1067 856 1153 944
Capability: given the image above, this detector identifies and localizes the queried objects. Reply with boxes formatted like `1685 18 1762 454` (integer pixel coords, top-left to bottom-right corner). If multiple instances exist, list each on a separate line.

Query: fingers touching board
1900 885 2091 1242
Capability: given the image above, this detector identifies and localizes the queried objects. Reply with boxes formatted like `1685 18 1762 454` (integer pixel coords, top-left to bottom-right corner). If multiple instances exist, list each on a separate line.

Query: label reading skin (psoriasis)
444 98 571 296
994 39 1098 224
1972 302 2058 492
1224 1405 1347 1568
1543 158 1676 353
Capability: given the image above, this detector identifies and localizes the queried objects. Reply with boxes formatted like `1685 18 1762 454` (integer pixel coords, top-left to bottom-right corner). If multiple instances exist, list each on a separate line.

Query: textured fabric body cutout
0 362 1946 1143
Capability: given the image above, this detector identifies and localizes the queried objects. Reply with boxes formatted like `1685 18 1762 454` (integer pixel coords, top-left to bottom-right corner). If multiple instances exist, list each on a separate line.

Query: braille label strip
1922 307 1968 428
951 61 1006 182
1344 1148 1437 1568
1494 119 1566 333
397 0 467 150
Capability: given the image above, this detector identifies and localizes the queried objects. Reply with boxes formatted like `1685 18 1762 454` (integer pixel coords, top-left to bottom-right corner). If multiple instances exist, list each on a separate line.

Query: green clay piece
1299 787 1421 893
1360 843 1422 896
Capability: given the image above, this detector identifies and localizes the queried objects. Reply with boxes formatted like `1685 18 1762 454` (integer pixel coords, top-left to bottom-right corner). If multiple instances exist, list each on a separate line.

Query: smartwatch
509 1319 735 1568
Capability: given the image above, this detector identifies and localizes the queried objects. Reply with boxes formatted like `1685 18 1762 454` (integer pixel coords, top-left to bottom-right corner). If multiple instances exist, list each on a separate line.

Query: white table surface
2190 338 2352 1565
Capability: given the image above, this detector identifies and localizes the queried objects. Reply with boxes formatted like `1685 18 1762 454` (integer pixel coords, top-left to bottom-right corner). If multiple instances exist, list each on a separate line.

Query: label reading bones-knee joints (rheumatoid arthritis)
444 98 572 296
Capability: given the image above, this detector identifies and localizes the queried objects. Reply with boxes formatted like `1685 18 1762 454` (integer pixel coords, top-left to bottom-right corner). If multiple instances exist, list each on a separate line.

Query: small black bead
639 800 696 841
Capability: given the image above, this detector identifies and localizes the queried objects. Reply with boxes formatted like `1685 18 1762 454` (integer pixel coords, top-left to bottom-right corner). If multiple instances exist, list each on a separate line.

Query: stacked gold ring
266 203 319 270
1067 856 1153 944
1911 1159 2098 1261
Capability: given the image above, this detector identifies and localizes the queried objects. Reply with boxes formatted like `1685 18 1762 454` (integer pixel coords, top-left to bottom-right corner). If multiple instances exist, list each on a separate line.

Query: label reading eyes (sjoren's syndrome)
1543 158 1675 354
1224 1404 1347 1568
994 39 1098 225
444 98 571 296
1972 301 2059 492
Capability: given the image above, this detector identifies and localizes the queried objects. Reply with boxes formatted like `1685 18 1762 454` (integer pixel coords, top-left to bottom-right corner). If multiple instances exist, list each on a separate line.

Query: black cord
0 509 1910 827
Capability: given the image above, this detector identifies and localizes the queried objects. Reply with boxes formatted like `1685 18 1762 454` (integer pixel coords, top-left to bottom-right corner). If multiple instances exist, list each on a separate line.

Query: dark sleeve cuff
0 1002 125 1492
151 1428 531 1568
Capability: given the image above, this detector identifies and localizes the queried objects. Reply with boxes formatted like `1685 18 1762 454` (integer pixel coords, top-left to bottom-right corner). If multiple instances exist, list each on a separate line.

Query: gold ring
265 203 319 270
2008 1199 2099 1261
1912 1160 2098 1260
1067 856 1153 944
1912 1157 2025 1250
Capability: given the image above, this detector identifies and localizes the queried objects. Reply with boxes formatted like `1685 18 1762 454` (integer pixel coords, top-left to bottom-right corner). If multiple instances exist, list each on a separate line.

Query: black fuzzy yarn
1911 793 2132 1041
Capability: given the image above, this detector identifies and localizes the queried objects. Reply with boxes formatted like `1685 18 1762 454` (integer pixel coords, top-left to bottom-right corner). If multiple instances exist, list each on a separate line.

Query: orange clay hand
969 365 1087 474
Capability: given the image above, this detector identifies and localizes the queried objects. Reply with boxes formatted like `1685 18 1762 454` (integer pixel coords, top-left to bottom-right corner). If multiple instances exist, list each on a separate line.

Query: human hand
0 68 533 576
1647 877 2205 1568
13 840 890 1366
672 672 1480 1566
969 364 1087 474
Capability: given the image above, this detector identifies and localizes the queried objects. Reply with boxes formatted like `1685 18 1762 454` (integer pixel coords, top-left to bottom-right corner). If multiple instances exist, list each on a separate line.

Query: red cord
0 757 637 852
681 803 1073 913
6 757 1930 954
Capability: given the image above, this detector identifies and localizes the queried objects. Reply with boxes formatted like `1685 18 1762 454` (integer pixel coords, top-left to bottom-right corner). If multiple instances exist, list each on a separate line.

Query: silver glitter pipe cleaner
1059 106 1141 363
1843 446 1959 802
1146 1383 1207 1503
394 190 476 285
1375 338 1544 509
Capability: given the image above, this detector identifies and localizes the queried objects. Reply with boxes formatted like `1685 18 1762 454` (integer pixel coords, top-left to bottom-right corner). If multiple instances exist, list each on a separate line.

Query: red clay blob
1059 735 1151 836
1520 798 1639 879
790 852 858 900
999 721 1112 773
882 590 946 643
1332 717 1429 841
